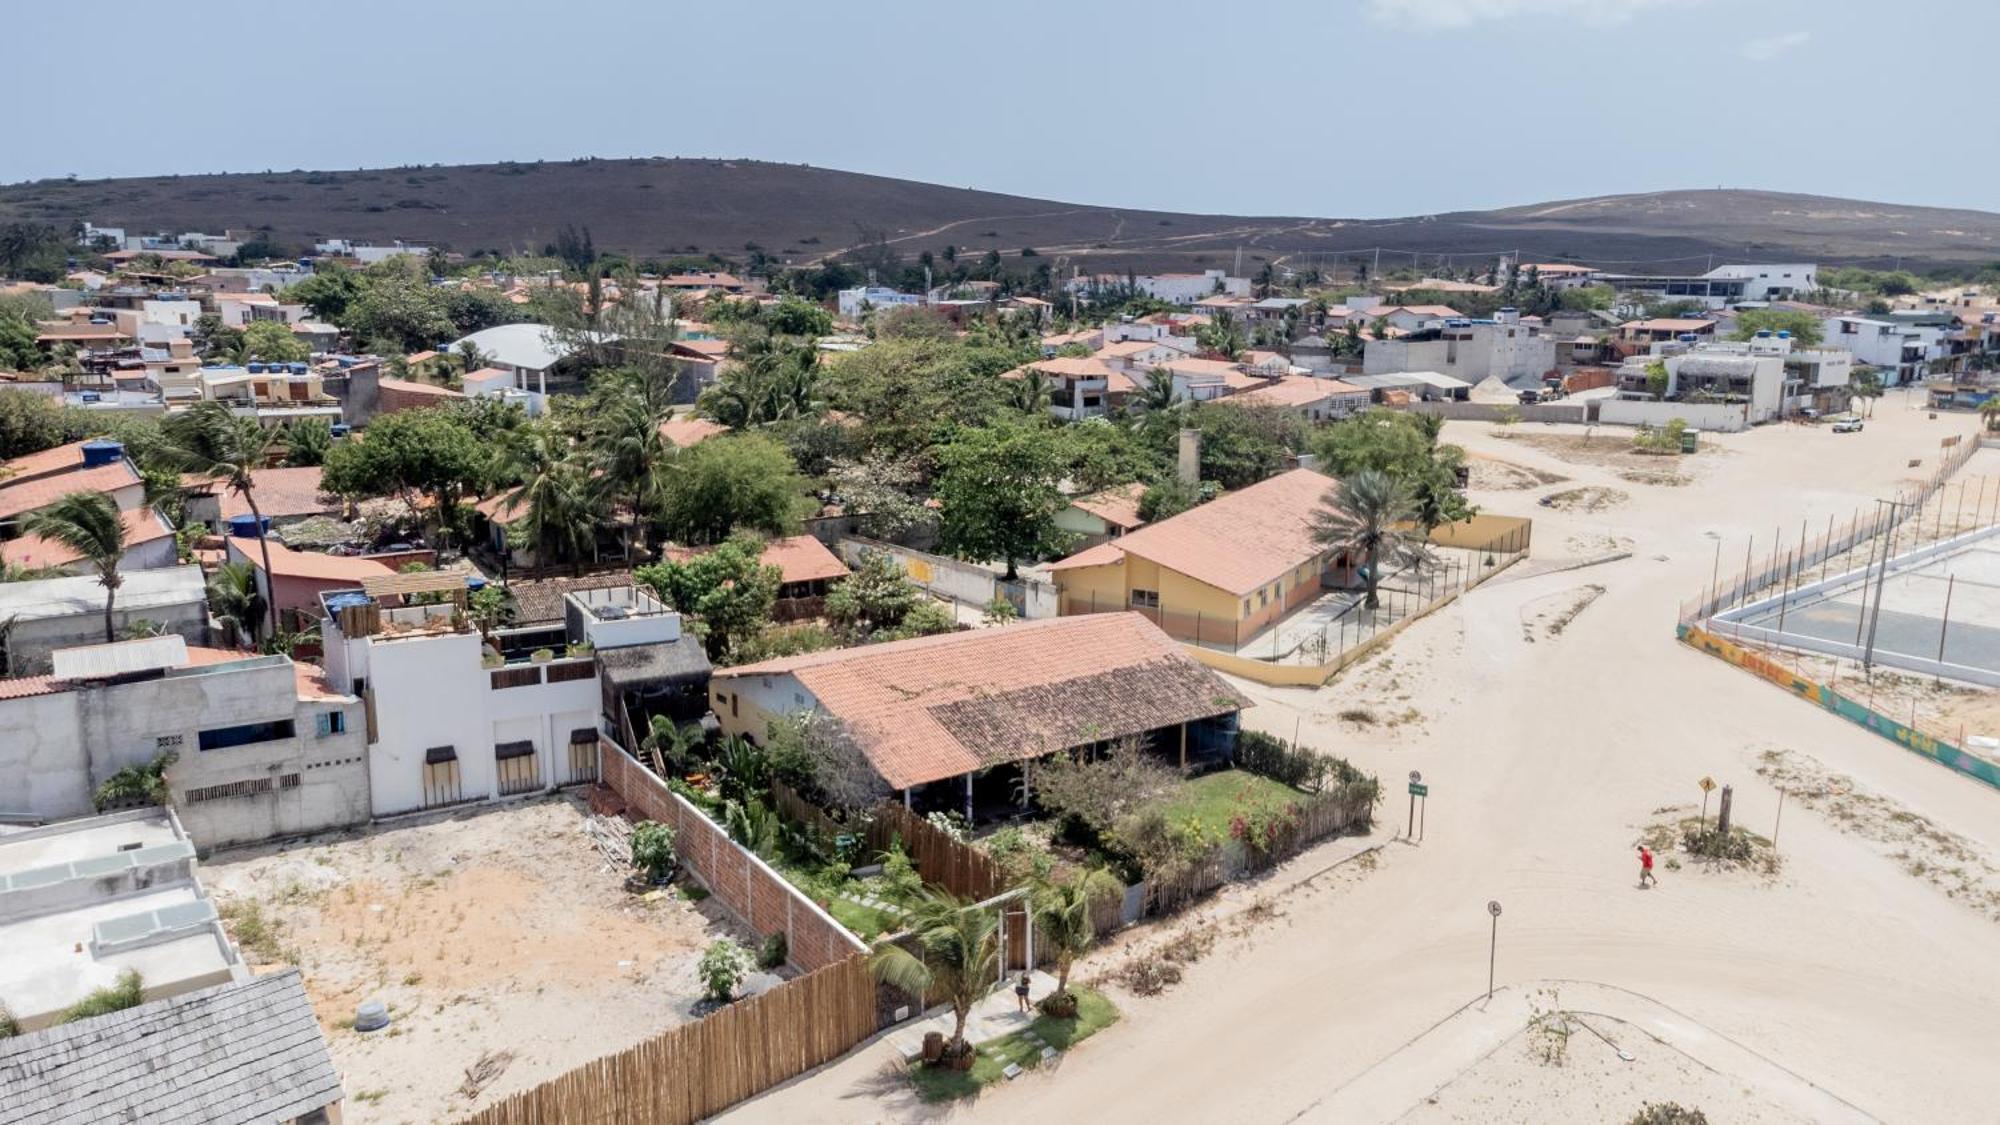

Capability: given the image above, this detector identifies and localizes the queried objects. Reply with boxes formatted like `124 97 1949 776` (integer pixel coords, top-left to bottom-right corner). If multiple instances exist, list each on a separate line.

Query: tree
1308 409 1470 529
1197 311 1246 359
0 389 86 458
824 550 953 642
869 892 1001 1058
207 560 266 647
1136 367 1181 413
1981 396 2000 433
0 223 69 283
492 426 600 573
635 535 781 661
1851 367 1885 417
341 259 456 352
1032 868 1122 1009
766 296 834 338
467 584 513 640
1009 367 1052 414
1645 360 1670 398
826 453 934 540
1311 471 1428 610
1138 477 1200 522
280 418 332 467
761 710 888 814
934 422 1073 579
630 821 677 883
322 407 488 550
589 372 676 556
24 492 128 642
654 434 808 546
237 320 309 364
161 402 289 639
1729 309 1823 346
287 264 363 322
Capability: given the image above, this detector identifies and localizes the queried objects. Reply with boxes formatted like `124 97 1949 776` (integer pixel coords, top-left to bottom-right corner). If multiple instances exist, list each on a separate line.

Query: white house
1066 269 1251 306
1363 309 1556 386
1603 263 1818 309
1822 315 1948 385
449 323 573 396
837 286 924 320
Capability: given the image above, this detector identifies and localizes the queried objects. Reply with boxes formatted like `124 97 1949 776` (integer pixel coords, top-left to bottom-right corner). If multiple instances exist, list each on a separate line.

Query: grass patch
907 988 1118 1102
217 900 291 964
1159 770 1302 835
825 896 897 940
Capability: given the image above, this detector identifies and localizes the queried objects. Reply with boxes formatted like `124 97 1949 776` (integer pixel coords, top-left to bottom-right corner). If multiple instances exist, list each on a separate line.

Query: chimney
1177 429 1201 487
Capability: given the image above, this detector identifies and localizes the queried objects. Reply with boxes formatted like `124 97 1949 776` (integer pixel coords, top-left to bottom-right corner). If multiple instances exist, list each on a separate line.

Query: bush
59 969 144 1024
630 821 678 883
699 939 748 1004
92 752 176 810
1628 1103 1709 1125
1234 730 1328 792
758 931 789 971
1681 825 1754 863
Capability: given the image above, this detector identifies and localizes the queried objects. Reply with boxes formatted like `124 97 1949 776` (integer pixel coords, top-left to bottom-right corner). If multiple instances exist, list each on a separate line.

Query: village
6 6 2000 1123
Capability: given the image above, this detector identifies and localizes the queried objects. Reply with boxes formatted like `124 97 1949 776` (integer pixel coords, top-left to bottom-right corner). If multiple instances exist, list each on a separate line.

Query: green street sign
1408 782 1429 797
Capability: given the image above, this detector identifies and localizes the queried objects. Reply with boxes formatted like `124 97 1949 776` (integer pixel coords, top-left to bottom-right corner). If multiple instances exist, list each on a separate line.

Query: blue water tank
81 439 123 466
247 362 265 374
329 423 352 438
289 362 308 375
1776 330 1791 339
227 514 270 538
1754 329 1772 338
464 575 487 591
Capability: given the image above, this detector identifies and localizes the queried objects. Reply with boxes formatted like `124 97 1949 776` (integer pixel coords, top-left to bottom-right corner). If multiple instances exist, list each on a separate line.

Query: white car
1832 418 1863 433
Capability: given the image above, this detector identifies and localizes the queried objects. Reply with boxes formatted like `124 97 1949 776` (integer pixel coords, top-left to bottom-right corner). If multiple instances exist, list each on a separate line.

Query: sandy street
728 390 2000 1124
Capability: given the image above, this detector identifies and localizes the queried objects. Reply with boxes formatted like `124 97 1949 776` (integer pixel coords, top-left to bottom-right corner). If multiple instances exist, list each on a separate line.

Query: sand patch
1467 457 1568 491
1519 584 1605 643
1541 486 1628 512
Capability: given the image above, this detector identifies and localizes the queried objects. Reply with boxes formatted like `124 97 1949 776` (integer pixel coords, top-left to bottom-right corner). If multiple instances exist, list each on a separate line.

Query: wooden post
964 773 973 824
1716 784 1733 838
1179 722 1188 770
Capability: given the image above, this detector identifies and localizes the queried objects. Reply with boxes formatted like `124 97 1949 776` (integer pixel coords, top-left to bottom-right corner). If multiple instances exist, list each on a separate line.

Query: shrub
1629 1103 1709 1125
630 821 677 883
92 752 176 810
59 969 144 1024
1118 958 1182 996
699 939 748 1004
0 1001 19 1039
1234 730 1328 792
758 931 789 971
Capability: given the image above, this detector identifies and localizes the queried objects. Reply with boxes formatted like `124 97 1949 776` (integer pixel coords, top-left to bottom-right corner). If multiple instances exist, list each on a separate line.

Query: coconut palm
24 491 128 642
642 714 705 775
591 379 675 557
1136 367 1181 413
1311 470 1428 611
161 401 287 639
502 430 601 576
280 418 332 467
870 892 1001 1058
1010 367 1051 414
1981 396 2000 433
206 560 267 647
1032 867 1122 1009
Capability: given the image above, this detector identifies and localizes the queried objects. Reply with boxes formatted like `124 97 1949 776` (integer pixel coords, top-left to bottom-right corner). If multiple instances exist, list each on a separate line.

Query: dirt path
728 391 2000 1124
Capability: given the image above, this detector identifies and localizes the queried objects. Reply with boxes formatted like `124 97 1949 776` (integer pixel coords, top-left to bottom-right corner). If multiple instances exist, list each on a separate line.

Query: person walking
1637 845 1657 888
1015 973 1032 1013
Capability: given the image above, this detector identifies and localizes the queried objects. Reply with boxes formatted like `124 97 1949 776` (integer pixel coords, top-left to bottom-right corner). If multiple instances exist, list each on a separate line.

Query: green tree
1032 868 1122 1008
869 892 1001 1058
824 550 953 641
700 939 749 1004
1138 477 1200 522
287 264 363 322
1136 367 1181 413
322 407 488 550
1644 360 1670 398
160 402 289 640
1729 309 1823 346
0 389 86 457
24 492 128 642
492 426 601 574
1197 310 1246 359
1308 409 1470 529
630 821 677 883
1310 470 1427 610
635 534 781 661
588 371 677 556
206 560 267 647
766 296 834 338
0 223 70 283
237 319 310 364
654 433 808 546
280 418 332 467
341 260 456 352
934 422 1073 579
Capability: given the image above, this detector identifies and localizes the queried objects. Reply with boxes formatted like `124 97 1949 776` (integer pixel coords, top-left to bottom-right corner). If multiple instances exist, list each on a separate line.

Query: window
314 712 346 737
197 719 296 751
155 734 183 750
422 747 461 808
495 741 541 796
1130 589 1160 609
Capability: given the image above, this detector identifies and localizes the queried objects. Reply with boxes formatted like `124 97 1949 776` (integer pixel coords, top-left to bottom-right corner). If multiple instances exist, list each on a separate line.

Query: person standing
1015 973 1032 1013
1638 845 1657 888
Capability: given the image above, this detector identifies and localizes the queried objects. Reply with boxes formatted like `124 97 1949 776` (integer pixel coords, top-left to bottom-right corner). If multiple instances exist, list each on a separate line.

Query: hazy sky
8 0 1995 217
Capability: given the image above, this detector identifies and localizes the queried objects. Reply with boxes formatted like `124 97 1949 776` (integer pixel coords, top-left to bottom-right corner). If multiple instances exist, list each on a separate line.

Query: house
1342 370 1474 402
837 287 924 319
224 537 399 632
1056 482 1148 549
1823 313 1954 385
0 637 367 849
181 466 338 535
0 968 343 1125
449 323 576 396
1096 337 1194 373
1606 332 1839 426
1070 269 1251 306
665 535 849 620
0 807 246 1034
1363 308 1556 387
196 363 344 427
1617 317 1716 347
0 440 146 537
1358 305 1462 333
0 505 176 574
1009 357 1130 420
374 375 466 416
660 271 749 293
1384 278 1499 296
1038 328 1103 356
709 613 1248 820
1521 263 1602 289
1217 375 1370 420
0 567 209 676
1162 357 1265 402
1601 263 1817 309
319 579 712 816
1048 468 1349 648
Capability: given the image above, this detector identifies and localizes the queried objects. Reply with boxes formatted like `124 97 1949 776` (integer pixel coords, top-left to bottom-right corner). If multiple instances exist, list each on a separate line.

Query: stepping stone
1002 1064 1024 1080
1040 1047 1058 1060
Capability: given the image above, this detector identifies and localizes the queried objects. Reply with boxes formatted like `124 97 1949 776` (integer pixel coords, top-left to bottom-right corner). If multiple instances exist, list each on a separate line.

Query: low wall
1596 398 1750 432
1678 625 2000 791
601 741 865 972
1408 401 1588 424
837 536 1058 619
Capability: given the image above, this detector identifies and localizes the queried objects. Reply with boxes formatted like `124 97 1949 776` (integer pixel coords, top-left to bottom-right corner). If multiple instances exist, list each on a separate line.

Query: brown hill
3 158 1996 272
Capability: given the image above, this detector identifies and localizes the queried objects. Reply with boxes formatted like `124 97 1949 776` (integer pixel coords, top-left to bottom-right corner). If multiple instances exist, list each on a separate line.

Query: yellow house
1047 468 1349 648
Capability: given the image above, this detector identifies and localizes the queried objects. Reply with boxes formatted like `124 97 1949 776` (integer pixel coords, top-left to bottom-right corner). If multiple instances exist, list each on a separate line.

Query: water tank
1776 330 1791 339
1676 333 1699 344
289 362 308 375
80 439 123 466
329 423 351 438
79 392 101 404
247 362 265 374
464 575 487 592
227 514 270 538
1755 329 1772 338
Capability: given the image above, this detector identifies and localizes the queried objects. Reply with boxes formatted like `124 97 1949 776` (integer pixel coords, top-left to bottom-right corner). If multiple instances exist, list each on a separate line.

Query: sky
6 0 1996 218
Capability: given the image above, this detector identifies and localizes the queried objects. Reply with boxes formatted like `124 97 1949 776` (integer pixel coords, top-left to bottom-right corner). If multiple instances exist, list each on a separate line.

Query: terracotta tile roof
34 323 131 343
0 462 142 521
718 613 1248 789
3 441 94 483
1048 468 1335 596
1028 357 1118 381
505 571 634 624
674 339 731 360
376 376 465 400
1370 305 1462 319
1070 482 1147 531
1 507 174 568
1098 339 1171 358
1622 318 1714 333
474 492 528 525
0 674 63 699
231 538 396 583
663 535 849 585
659 416 730 447
1218 375 1340 409
179 644 252 667
1163 357 1246 382
184 466 336 521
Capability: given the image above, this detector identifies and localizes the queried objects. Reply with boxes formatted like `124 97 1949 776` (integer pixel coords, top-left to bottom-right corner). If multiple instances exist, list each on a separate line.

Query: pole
1738 535 1754 610
1935 574 1956 684
1863 499 1899 669
1487 912 1498 1001
1419 794 1427 841
1407 788 1416 838
1773 786 1785 851
1709 538 1721 618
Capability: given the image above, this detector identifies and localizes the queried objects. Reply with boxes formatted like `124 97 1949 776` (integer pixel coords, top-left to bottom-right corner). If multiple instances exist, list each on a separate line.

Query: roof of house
1027 356 1119 381
659 416 730 447
3 441 100 484
717 613 1247 789
1218 375 1346 409
0 565 205 622
0 462 142 521
1048 468 1335 596
449 323 569 372
230 538 396 583
376 376 465 401
184 466 335 521
0 968 341 1125
1623 318 1714 333
0 507 174 568
33 323 131 343
1525 263 1598 275
1370 305 1463 319
1069 482 1147 531
1162 357 1247 381
662 535 849 586
505 571 636 625
1098 339 1172 359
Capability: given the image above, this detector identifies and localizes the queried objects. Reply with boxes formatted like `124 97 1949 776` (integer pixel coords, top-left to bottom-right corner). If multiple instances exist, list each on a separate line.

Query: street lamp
1486 900 1503 1001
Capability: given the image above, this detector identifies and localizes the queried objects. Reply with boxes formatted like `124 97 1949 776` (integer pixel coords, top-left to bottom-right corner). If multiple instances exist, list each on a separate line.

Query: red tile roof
231 538 396 583
1069 482 1147 531
185 466 336 521
659 416 730 447
1048 468 1335 596
1 507 174 568
663 534 849 585
0 462 142 521
3 441 94 483
1218 375 1342 409
718 613 1247 789
0 674 63 700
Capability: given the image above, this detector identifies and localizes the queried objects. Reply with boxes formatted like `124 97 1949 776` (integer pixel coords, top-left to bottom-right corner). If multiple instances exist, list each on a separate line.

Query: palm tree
870 892 1001 1059
25 492 128 642
502 429 601 575
1311 470 1427 611
1032 867 1122 1010
162 401 287 640
206 560 267 647
642 714 705 776
591 379 675 557
1137 367 1180 413
281 418 332 467
1980 396 2000 433
1010 367 1051 414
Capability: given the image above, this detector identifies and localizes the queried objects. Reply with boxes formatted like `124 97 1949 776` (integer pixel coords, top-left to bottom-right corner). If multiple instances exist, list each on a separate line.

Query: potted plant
530 647 554 664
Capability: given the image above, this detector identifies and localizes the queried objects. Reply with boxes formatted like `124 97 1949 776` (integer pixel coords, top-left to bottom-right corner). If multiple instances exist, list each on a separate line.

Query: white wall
0 692 92 820
1596 399 1750 432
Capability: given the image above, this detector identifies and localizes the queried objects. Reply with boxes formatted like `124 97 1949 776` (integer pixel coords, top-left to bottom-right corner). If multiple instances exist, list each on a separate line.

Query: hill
3 158 1997 274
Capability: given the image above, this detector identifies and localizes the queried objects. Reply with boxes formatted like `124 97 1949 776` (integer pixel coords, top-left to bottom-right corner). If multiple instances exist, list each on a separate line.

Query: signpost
1486 900 1503 1000
1698 775 1716 831
1406 771 1427 839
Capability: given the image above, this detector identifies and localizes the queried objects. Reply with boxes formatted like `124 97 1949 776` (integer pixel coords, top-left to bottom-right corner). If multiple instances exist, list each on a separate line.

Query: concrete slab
884 969 1059 1058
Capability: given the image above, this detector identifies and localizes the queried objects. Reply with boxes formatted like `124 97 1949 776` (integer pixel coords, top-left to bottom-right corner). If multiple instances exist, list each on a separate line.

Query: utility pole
1862 498 1903 669
1486 900 1503 1001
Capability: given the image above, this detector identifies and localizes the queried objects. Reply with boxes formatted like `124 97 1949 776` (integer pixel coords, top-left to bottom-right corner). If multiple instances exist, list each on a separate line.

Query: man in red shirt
1638 845 1657 888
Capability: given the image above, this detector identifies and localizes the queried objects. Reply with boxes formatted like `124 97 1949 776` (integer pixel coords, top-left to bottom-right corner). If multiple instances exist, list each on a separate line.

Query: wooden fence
462 953 876 1125
863 801 1003 901
1142 782 1376 915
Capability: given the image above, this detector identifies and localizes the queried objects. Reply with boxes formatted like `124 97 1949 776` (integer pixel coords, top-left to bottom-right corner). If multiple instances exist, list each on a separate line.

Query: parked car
1833 418 1864 433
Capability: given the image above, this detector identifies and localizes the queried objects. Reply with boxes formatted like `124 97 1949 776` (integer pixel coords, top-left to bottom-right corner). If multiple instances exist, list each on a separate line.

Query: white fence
836 537 1059 619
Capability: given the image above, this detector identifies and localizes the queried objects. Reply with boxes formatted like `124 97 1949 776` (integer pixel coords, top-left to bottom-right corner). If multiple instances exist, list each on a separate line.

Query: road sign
1408 782 1429 797
1698 776 1716 793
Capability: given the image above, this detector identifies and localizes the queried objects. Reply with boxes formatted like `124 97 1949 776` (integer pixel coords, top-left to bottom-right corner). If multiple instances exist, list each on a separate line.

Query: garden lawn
1160 770 1303 837
907 988 1119 1102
